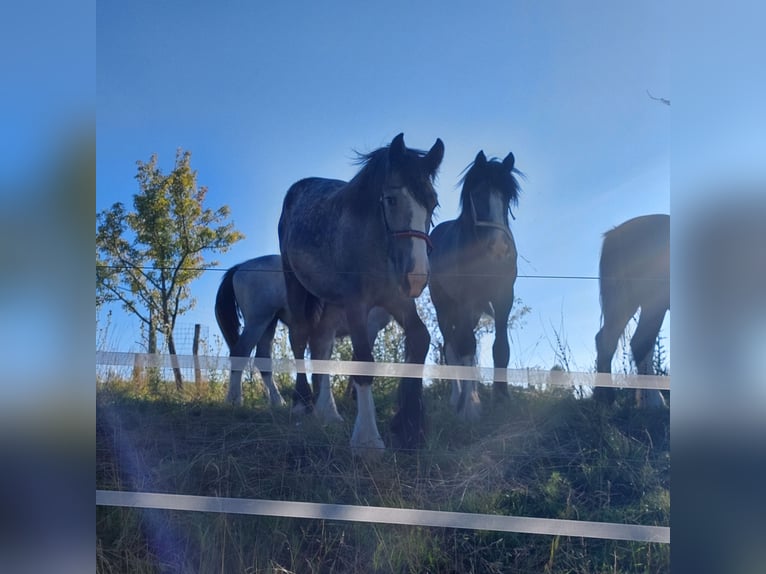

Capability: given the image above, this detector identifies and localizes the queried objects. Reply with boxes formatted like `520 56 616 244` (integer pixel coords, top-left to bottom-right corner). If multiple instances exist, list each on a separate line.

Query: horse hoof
350 437 385 458
318 411 344 425
291 403 312 417
457 404 481 421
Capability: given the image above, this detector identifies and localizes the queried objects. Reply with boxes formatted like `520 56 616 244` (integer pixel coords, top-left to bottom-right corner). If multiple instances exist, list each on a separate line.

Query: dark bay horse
278 133 444 455
215 254 391 419
594 214 669 408
428 151 521 419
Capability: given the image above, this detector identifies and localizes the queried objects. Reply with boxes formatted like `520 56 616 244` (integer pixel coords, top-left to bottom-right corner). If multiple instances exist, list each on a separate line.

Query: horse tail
215 264 242 352
598 227 622 328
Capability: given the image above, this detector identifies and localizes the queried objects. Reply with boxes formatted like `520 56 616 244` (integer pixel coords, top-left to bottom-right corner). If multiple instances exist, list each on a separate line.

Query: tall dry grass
97 374 669 573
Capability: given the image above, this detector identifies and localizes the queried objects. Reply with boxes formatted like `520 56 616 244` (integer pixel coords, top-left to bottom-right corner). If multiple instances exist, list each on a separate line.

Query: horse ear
502 152 515 171
475 150 487 166
425 138 445 174
390 133 406 161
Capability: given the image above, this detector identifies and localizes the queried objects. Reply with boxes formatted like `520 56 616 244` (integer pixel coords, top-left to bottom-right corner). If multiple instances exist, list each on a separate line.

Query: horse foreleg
491 298 513 398
631 308 668 409
346 304 384 457
444 340 462 408
390 302 430 447
444 335 481 421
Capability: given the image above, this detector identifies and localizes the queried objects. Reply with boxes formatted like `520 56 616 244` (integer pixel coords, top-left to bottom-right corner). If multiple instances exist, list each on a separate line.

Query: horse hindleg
390 300 430 448
594 292 636 404
255 319 285 407
631 307 668 409
289 324 313 415
227 323 264 405
309 320 343 423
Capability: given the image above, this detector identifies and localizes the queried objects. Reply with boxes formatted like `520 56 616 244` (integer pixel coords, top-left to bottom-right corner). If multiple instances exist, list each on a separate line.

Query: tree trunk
148 312 157 354
167 331 184 390
192 323 202 387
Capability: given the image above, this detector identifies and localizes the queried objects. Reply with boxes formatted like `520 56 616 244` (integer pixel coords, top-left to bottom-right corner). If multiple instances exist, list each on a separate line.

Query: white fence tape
96 351 670 390
96 490 669 544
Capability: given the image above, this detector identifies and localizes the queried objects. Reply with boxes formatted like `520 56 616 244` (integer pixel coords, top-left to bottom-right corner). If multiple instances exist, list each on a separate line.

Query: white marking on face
487 191 505 224
486 190 512 259
405 187 430 296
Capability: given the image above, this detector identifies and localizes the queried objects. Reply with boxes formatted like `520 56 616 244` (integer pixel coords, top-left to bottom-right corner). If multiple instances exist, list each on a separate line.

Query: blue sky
97 1 670 371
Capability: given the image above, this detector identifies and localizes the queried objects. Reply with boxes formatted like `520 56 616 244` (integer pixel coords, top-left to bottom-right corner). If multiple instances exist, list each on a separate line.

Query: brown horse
594 214 669 407
429 150 521 419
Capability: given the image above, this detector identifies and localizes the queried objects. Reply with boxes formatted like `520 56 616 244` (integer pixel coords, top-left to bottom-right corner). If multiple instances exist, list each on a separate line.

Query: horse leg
289 323 314 416
631 307 668 409
309 318 343 424
491 297 514 399
443 339 462 408
594 296 636 404
346 303 384 457
254 319 285 407
448 320 481 421
226 324 262 405
436 306 478 418
390 299 430 448
346 307 390 399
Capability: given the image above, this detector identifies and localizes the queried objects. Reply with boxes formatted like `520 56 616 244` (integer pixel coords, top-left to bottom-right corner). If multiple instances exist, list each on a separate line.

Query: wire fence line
97 262 607 282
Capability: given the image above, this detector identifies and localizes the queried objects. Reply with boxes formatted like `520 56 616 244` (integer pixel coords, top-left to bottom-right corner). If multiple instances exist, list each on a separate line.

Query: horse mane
458 156 523 216
344 143 439 211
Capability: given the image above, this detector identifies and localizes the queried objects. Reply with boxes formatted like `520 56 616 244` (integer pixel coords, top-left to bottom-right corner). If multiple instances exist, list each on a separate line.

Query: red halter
381 196 434 253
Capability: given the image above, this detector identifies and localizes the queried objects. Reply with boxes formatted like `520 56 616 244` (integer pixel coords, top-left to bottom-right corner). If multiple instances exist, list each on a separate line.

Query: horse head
379 133 444 297
460 150 521 260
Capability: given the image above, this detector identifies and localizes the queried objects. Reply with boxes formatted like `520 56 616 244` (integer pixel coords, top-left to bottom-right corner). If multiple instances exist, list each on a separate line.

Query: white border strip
96 490 669 544
97 351 670 390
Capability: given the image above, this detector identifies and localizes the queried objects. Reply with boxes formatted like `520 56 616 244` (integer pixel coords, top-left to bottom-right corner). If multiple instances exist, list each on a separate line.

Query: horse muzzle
487 230 514 259
390 229 431 297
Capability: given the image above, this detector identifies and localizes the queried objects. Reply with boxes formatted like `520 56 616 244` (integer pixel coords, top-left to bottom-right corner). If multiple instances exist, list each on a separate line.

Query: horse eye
384 196 397 207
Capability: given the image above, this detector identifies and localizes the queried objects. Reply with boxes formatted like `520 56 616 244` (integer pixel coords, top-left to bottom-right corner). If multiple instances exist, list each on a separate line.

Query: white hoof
350 433 385 458
637 389 667 409
450 381 461 408
318 410 344 424
350 383 384 457
315 386 344 424
456 392 482 421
